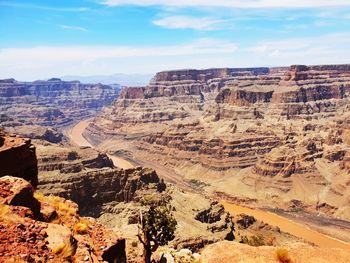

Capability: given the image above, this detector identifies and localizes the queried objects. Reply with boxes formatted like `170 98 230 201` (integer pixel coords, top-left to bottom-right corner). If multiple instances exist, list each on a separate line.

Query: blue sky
1 0 350 80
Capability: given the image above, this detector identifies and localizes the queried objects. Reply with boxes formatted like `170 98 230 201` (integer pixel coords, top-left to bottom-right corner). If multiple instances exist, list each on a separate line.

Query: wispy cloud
1 33 350 80
246 32 350 64
101 0 350 8
0 39 237 79
59 25 89 32
153 16 228 30
0 39 237 61
0 1 89 12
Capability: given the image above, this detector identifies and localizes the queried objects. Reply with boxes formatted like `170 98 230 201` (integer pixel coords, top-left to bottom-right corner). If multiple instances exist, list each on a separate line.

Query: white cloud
246 32 350 64
0 39 237 80
153 16 227 30
0 1 89 12
101 0 350 8
1 33 350 81
59 25 88 32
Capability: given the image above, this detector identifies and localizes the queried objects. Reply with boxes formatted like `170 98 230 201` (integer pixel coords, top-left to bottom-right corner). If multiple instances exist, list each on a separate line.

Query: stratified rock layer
0 78 120 131
86 64 350 220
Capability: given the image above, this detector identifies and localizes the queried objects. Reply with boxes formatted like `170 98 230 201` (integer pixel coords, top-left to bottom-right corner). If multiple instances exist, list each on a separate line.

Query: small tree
138 206 177 263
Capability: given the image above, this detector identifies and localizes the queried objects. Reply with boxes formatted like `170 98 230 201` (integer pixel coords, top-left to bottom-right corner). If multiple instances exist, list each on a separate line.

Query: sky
1 0 350 80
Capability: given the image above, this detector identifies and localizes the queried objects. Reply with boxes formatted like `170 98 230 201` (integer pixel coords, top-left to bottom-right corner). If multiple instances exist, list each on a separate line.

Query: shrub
0 204 24 224
240 234 266 246
67 151 79 161
74 219 90 234
189 179 210 188
34 192 77 226
138 206 177 263
52 243 74 260
276 248 292 263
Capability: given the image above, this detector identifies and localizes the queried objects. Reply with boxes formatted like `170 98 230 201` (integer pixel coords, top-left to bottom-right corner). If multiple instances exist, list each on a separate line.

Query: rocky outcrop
38 163 233 252
0 131 38 186
31 133 234 254
37 167 164 215
35 141 113 174
0 78 120 133
0 176 126 262
153 68 270 82
215 88 274 106
200 241 350 263
254 137 323 178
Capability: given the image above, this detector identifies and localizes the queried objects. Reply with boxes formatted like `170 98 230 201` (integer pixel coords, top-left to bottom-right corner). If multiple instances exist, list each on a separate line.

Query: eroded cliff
85 64 350 221
0 78 120 133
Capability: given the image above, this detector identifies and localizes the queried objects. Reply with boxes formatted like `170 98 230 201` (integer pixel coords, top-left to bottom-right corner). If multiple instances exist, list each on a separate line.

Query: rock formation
0 131 38 186
0 78 120 133
31 137 234 256
0 175 126 262
85 64 350 220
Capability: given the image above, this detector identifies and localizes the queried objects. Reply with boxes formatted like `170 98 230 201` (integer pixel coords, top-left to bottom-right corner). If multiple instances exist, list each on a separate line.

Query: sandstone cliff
85 64 350 221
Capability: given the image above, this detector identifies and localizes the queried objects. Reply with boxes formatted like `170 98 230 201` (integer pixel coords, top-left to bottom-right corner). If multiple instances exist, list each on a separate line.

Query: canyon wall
85 64 350 220
0 78 120 130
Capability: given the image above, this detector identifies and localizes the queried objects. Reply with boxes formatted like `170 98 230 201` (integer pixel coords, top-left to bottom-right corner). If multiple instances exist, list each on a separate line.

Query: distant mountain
61 73 153 86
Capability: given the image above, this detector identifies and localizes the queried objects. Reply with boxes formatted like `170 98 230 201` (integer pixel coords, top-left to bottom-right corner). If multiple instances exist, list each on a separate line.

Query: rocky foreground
0 175 126 262
85 64 350 221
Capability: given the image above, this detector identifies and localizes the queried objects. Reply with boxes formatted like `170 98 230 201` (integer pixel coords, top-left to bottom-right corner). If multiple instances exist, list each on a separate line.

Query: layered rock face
38 167 165 215
32 138 234 255
0 131 38 186
86 64 350 220
37 163 234 252
0 78 120 131
35 140 113 174
0 131 235 261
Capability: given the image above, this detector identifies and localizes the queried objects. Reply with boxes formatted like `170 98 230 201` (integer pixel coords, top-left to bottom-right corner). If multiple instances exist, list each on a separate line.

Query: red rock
0 131 38 186
0 176 40 217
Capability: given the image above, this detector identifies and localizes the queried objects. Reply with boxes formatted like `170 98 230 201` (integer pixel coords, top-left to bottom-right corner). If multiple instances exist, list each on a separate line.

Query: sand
67 119 135 169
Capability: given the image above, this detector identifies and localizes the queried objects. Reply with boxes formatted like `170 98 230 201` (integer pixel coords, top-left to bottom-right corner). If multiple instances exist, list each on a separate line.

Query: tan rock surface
85 64 350 223
200 241 350 263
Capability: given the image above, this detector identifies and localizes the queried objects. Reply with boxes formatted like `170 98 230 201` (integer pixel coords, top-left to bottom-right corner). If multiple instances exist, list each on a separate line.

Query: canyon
1 63 350 262
85 64 350 221
82 64 350 249
0 78 120 138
